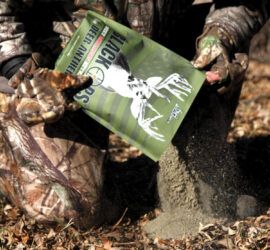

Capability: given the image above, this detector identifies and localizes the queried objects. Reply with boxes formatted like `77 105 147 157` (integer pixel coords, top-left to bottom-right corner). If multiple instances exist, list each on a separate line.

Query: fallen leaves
0 59 269 249
228 61 270 142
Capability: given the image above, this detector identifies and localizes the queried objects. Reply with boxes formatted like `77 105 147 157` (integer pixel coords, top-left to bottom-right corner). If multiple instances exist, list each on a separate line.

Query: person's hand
8 53 91 124
192 27 248 94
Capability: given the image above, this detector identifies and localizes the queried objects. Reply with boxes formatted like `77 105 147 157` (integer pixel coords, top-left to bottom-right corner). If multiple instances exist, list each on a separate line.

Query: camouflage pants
0 92 109 228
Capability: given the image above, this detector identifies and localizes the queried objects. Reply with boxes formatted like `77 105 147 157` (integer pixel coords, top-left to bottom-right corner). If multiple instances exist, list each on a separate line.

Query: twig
112 208 128 231
113 241 137 246
61 219 74 231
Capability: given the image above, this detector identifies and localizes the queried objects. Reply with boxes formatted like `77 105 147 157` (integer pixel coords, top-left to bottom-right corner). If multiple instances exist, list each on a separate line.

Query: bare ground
0 59 269 249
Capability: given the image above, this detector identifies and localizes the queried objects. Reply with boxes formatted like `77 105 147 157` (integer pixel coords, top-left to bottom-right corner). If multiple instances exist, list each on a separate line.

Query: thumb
192 35 223 69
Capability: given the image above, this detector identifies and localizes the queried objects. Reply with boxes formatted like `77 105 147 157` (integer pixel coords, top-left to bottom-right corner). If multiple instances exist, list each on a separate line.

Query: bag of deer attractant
55 11 205 161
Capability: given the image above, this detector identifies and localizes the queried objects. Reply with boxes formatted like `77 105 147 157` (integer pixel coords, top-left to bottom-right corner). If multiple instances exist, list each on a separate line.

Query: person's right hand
9 53 91 124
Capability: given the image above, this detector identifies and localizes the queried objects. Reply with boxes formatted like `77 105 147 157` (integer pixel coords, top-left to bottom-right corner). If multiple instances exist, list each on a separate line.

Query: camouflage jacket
0 0 269 67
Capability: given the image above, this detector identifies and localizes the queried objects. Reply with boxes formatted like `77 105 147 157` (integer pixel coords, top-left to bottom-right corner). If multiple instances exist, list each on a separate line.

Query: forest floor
0 60 269 249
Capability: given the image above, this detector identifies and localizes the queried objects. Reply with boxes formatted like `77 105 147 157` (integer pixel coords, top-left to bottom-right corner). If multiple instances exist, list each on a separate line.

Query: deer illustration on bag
100 53 193 141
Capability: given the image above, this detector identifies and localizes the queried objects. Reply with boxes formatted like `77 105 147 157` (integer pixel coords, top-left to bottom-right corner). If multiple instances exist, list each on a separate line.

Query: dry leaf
154 236 173 248
228 228 236 236
21 232 29 244
198 223 215 232
14 243 25 250
217 238 234 249
124 232 134 239
102 231 122 241
47 228 56 239
101 237 112 249
6 231 14 246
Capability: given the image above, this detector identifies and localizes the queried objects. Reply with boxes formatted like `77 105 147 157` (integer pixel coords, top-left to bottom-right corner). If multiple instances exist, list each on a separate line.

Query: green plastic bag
55 11 205 161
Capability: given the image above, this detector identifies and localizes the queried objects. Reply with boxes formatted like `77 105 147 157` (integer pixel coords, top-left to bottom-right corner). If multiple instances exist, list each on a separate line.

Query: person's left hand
192 26 248 93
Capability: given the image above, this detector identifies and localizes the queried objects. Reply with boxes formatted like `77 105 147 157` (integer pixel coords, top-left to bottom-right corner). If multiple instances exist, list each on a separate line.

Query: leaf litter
0 59 269 249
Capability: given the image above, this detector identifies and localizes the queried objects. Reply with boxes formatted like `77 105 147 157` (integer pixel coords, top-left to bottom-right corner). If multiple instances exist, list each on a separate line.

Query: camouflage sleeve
0 1 32 66
205 0 269 51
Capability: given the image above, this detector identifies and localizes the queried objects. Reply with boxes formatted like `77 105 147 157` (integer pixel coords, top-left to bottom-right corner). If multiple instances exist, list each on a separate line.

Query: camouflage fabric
9 53 91 124
0 1 32 64
0 0 268 66
0 92 107 227
204 2 269 52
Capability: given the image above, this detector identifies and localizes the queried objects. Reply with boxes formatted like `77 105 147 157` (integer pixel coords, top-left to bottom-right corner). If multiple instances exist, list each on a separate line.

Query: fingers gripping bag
55 11 205 161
